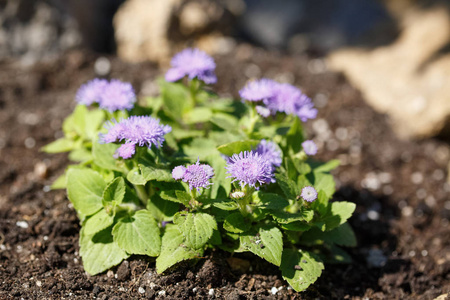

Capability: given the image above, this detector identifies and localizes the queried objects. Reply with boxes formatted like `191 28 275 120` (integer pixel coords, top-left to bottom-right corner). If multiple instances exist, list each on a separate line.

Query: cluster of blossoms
301 186 318 202
172 159 214 191
302 140 317 156
239 78 317 121
165 48 217 84
99 116 172 159
76 79 136 112
226 151 274 188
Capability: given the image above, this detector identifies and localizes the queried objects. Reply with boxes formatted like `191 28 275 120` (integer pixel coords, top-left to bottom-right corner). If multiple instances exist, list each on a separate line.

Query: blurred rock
0 0 82 63
114 0 240 64
328 8 450 139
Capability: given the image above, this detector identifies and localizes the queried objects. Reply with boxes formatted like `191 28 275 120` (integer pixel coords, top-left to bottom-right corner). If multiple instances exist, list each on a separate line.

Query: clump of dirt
0 47 449 299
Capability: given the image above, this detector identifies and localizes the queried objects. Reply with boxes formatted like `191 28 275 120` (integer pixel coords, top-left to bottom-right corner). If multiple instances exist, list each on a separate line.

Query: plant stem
247 103 259 135
135 184 148 207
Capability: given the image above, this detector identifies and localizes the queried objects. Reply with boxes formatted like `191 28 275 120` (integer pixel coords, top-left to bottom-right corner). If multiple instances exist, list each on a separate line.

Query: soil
0 46 449 299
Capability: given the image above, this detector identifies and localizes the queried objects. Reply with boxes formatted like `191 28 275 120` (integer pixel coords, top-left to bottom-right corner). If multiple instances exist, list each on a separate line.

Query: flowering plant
43 48 355 292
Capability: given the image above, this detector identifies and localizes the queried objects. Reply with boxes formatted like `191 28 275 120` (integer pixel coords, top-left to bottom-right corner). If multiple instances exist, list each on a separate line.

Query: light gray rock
328 8 450 139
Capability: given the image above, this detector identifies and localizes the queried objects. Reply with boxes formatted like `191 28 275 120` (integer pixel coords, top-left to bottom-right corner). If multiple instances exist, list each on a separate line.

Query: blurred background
1 0 450 141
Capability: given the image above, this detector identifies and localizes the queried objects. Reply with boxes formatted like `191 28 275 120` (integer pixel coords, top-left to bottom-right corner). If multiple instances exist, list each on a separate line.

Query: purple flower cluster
165 48 217 84
239 79 317 121
302 140 317 156
99 116 172 159
75 79 136 112
172 159 214 191
255 140 282 172
226 151 274 188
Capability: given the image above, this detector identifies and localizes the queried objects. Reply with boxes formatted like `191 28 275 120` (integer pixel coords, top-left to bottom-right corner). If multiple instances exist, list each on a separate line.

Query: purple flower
115 142 136 159
172 166 187 180
302 140 317 156
75 78 108 106
301 186 317 202
165 48 217 84
99 79 136 112
256 105 271 118
226 151 273 188
255 140 282 171
262 83 317 122
173 159 214 191
239 78 278 102
99 116 172 159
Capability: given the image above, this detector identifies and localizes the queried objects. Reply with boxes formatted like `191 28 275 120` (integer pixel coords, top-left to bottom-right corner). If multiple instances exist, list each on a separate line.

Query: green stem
135 184 148 207
247 103 259 136
238 185 254 217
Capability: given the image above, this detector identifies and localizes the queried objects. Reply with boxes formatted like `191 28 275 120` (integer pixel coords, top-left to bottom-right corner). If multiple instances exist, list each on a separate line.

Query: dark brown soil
0 47 449 299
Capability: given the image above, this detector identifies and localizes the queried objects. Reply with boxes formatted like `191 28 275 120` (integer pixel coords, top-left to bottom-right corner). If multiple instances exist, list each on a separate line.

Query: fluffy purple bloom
239 78 278 102
302 140 317 156
226 151 273 188
301 186 317 202
99 116 172 159
172 165 187 180
174 159 214 191
165 48 217 84
256 105 271 118
75 78 108 106
255 140 282 171
115 142 136 159
99 79 136 112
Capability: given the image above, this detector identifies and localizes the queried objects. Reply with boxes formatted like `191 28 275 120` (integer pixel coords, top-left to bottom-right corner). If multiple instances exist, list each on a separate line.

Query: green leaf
67 169 106 216
146 195 180 221
41 138 76 153
301 223 357 247
315 201 356 231
280 249 324 292
92 142 122 171
212 200 238 211
127 167 147 185
85 109 105 140
184 107 213 124
286 117 304 154
270 208 314 224
275 173 300 200
102 177 126 209
68 148 93 162
174 212 217 249
310 190 329 216
156 225 203 273
159 190 190 206
239 224 283 266
112 210 161 256
63 105 87 137
308 159 340 173
51 173 67 189
83 209 114 236
210 113 239 130
279 222 311 232
159 80 191 120
183 138 218 159
254 192 289 210
206 153 231 199
306 172 335 198
79 227 129 275
139 164 173 182
217 140 260 156
223 212 251 233
292 159 312 175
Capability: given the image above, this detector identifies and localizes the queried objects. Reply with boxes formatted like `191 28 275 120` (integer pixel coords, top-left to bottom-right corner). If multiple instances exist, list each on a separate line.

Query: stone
113 0 240 64
328 8 450 139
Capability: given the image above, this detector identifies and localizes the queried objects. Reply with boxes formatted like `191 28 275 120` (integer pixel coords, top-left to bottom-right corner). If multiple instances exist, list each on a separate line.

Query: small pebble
367 210 379 221
208 288 215 296
138 287 145 294
192 287 198 292
402 206 413 217
106 270 114 278
421 250 428 257
94 57 111 76
271 286 278 295
36 281 42 287
411 172 423 184
24 137 36 149
158 290 166 296
16 221 29 229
